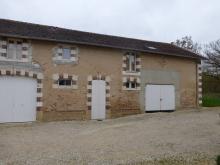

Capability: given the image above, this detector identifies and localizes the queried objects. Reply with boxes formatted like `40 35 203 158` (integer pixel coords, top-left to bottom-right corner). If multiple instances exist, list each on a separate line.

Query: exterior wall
1 38 199 121
32 40 134 121
140 54 198 111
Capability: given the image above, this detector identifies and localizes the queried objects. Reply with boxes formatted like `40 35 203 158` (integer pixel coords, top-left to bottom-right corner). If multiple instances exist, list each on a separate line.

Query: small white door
160 85 175 111
145 84 175 112
145 85 161 111
0 76 37 123
91 80 106 120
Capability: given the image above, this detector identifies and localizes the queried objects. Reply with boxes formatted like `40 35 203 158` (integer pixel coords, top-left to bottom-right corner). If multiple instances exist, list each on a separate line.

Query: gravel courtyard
0 108 220 165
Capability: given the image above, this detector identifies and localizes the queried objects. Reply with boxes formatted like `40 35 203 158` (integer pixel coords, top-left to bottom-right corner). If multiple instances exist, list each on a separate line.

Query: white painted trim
37 93 43 97
106 93 111 97
37 83 43 88
87 85 92 89
106 86 110 90
1 70 6 75
37 73 44 79
87 93 92 98
37 102 43 107
122 77 127 83
88 75 92 81
63 73 68 79
106 76 111 82
72 75 78 81
122 71 141 76
52 74 59 80
0 48 6 53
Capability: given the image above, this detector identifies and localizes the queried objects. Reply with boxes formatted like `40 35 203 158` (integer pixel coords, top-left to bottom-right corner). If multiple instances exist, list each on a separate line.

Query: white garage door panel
160 85 175 111
91 80 106 120
145 84 175 112
145 85 160 111
0 76 37 123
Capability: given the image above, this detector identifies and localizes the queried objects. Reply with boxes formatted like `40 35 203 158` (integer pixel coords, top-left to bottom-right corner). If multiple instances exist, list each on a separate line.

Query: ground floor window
125 81 137 89
58 78 72 86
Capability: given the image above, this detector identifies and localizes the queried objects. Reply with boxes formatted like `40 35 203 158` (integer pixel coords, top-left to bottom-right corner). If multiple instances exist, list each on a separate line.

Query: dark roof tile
0 19 203 59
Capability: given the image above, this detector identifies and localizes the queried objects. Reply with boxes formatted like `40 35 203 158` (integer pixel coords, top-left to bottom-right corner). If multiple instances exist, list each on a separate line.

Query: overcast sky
0 0 219 44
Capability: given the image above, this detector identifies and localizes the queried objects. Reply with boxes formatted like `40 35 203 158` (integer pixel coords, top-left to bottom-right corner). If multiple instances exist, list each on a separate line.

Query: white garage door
91 80 106 120
145 84 175 112
0 76 37 123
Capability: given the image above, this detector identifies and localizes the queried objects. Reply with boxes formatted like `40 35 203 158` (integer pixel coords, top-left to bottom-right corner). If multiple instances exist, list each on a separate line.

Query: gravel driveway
0 108 220 165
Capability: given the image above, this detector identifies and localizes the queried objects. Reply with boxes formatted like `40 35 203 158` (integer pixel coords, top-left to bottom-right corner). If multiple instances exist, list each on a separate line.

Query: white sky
0 0 220 44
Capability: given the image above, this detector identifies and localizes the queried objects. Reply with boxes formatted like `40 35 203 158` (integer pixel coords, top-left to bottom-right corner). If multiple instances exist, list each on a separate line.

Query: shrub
217 155 220 165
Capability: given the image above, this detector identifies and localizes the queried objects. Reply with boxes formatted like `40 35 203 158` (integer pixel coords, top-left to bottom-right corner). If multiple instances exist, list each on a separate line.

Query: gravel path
0 108 220 165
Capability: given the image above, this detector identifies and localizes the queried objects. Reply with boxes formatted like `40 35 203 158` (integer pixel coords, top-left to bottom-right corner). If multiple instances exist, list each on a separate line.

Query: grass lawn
202 93 220 107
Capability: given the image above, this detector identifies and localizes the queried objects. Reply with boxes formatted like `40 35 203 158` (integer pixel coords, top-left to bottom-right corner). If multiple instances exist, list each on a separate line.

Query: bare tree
204 40 220 75
171 36 202 54
205 40 220 67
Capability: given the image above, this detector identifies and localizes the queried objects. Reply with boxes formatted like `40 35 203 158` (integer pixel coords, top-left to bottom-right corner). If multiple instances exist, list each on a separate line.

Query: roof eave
0 33 204 60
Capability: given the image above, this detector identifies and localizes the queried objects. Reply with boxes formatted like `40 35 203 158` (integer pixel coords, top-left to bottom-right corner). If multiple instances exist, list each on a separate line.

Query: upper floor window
53 45 78 64
125 52 136 72
0 38 30 62
7 40 22 60
62 48 71 59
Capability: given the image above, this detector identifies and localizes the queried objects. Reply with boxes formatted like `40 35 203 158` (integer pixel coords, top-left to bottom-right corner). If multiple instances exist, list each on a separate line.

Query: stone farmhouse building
0 19 203 123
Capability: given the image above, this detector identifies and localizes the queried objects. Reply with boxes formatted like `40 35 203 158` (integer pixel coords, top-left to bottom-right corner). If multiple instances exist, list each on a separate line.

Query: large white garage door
0 76 37 123
145 84 175 112
91 80 106 120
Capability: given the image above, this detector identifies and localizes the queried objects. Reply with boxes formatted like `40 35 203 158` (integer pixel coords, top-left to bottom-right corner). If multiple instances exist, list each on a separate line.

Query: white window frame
126 52 136 72
62 47 71 60
125 81 137 90
6 39 23 61
58 78 73 87
54 45 78 64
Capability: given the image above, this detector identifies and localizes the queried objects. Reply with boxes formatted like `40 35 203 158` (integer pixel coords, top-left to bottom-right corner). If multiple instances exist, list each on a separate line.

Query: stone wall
31 40 199 121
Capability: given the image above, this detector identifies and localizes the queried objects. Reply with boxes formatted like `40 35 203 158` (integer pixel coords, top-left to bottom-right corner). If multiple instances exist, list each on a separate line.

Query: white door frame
91 80 106 120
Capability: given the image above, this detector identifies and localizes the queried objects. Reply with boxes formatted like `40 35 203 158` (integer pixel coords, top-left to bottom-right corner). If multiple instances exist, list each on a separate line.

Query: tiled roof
0 19 203 59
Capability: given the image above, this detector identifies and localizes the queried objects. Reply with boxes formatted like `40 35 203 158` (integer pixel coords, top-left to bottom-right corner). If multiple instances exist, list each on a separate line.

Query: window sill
53 60 78 65
52 84 78 89
122 87 141 91
0 57 29 63
122 71 140 76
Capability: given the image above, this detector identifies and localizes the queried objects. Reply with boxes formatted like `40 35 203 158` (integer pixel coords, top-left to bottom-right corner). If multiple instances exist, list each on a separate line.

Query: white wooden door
160 85 175 111
0 76 37 123
145 85 161 111
91 80 106 120
145 84 175 111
